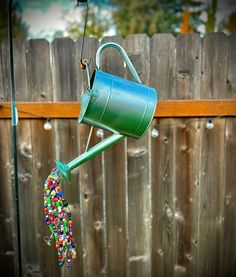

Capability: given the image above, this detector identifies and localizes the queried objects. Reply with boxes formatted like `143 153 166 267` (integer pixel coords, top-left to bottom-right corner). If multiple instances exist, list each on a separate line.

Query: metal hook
81 59 91 92
80 57 91 70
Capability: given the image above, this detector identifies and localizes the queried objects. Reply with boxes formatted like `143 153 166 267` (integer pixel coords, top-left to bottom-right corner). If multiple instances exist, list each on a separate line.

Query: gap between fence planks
0 99 236 118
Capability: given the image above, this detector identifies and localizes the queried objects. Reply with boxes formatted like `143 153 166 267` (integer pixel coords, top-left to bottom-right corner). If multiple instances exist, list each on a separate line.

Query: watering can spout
55 160 71 183
56 133 125 183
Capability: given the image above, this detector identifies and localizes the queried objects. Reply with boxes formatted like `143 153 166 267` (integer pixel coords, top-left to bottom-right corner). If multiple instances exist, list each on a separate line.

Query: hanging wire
7 0 22 276
77 0 90 69
75 0 95 151
83 63 94 152
85 125 94 151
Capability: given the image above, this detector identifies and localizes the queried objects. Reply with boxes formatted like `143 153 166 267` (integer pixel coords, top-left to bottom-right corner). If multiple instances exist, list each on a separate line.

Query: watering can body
79 69 157 138
56 42 158 182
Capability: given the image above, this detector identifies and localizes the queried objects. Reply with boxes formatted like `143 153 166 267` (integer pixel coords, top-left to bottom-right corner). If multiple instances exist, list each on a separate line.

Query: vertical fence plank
174 34 202 276
222 117 236 277
0 40 10 100
221 33 236 276
226 33 236 98
201 33 228 99
0 39 25 276
75 37 97 277
0 120 18 276
150 34 176 100
13 39 29 100
175 34 202 99
124 34 152 277
198 117 226 277
0 41 5 101
75 37 108 277
101 36 128 277
13 39 38 276
51 37 81 277
150 33 176 277
174 119 200 277
197 33 228 277
26 39 57 276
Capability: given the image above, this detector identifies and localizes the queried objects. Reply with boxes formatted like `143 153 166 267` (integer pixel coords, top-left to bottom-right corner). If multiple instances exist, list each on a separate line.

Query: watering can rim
137 90 158 137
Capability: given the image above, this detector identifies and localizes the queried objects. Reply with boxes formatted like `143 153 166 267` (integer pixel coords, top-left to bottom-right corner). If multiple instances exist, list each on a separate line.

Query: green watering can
55 42 158 182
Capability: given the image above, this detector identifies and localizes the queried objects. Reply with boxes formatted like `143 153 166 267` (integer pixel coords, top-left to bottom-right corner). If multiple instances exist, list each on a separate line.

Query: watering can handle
96 42 142 84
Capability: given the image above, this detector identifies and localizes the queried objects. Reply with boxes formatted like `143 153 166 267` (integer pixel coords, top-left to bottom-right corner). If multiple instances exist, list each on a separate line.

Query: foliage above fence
0 33 236 277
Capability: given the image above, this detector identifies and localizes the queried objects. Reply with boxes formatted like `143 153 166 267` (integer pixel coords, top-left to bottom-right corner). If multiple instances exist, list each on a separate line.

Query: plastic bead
44 168 77 267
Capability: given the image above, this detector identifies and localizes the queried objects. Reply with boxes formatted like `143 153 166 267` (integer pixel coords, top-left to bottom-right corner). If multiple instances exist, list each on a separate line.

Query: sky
21 0 115 40
20 0 236 40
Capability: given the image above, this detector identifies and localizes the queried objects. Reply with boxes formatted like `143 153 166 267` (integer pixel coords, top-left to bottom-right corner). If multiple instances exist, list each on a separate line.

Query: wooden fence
0 33 236 277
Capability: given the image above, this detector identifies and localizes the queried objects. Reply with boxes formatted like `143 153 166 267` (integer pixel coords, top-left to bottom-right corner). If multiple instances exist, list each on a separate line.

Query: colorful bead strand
44 168 77 267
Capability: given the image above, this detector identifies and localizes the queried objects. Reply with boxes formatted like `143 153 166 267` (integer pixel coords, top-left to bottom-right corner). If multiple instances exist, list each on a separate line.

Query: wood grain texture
220 33 236 276
221 118 236 276
174 120 200 277
150 118 176 277
15 38 39 276
101 36 128 277
77 37 106 277
174 34 202 276
124 34 152 276
26 39 58 276
0 40 10 100
51 38 82 277
0 40 5 101
150 34 176 100
175 34 202 99
201 33 228 99
227 33 236 98
197 33 228 277
0 39 23 276
13 39 29 101
51 38 77 102
150 34 176 277
197 118 225 277
75 37 108 277
0 120 19 276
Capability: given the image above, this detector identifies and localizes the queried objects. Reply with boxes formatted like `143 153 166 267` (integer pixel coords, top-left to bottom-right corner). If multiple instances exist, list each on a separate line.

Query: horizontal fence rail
1 99 236 118
0 33 236 277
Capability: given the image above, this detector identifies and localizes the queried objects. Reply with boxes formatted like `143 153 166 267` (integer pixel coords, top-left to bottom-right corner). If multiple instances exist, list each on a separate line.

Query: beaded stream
44 168 77 267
